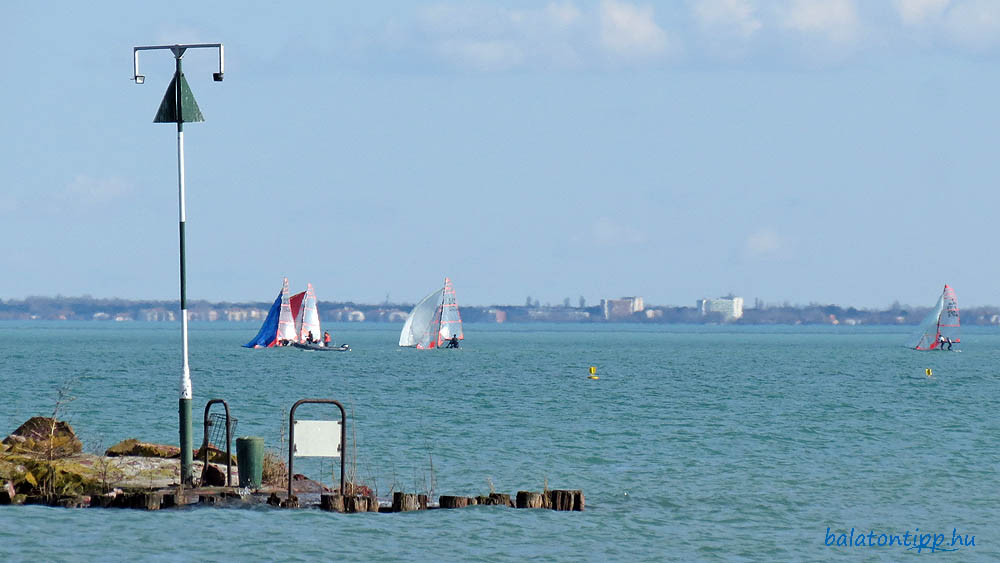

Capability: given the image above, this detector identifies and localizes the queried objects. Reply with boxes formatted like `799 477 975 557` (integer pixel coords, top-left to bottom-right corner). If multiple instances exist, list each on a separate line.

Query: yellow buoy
925 368 933 376
589 366 597 375
588 375 599 380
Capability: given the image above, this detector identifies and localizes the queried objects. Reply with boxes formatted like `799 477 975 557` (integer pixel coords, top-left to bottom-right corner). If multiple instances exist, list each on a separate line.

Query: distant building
697 297 744 321
140 308 176 322
386 310 408 323
224 308 265 322
601 297 644 320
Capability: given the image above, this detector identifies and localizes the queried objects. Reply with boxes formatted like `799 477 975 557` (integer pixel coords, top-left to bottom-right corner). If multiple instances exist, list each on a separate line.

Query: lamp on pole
132 43 224 485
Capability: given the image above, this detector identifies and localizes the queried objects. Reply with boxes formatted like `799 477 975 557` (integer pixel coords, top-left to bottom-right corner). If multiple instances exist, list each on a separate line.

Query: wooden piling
392 492 420 512
320 493 345 512
133 492 162 510
547 489 584 511
57 496 89 508
439 495 474 509
475 493 512 507
89 494 116 508
198 494 223 506
343 494 377 513
515 491 545 508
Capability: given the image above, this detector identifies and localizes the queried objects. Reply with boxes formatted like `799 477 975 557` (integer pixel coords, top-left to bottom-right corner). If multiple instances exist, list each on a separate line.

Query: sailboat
911 284 960 351
399 277 464 349
244 279 349 351
291 283 349 351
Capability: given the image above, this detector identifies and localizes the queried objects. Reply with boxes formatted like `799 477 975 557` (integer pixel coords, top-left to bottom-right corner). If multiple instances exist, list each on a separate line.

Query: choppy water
1 322 998 561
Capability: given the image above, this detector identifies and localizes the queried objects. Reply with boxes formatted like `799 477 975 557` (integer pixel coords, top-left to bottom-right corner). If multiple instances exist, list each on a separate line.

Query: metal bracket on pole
134 43 224 84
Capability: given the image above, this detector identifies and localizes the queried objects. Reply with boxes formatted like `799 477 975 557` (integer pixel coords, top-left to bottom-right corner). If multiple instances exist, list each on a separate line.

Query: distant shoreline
3 296 1000 326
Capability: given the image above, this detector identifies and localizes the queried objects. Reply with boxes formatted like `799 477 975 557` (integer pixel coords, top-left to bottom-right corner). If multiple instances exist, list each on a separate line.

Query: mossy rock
3 417 82 458
194 444 236 464
7 456 101 498
105 439 181 459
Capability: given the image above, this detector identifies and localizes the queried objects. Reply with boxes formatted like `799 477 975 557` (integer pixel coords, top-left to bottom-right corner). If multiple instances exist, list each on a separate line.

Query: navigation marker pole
133 43 224 485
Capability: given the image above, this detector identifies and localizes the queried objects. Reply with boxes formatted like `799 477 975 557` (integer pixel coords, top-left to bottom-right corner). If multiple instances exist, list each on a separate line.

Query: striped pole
133 43 223 486
175 53 193 485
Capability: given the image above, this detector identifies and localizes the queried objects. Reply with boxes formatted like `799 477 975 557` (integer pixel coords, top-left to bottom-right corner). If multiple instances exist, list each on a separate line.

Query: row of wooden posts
315 489 585 513
2 488 584 512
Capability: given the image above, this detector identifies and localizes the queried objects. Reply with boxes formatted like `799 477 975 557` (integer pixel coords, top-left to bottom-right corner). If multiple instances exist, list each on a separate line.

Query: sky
3 0 1000 308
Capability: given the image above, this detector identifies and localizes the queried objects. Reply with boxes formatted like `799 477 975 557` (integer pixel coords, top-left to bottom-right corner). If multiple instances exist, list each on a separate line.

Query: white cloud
417 2 586 70
777 0 860 44
691 0 762 39
432 39 525 71
943 0 1000 51
65 175 132 204
592 216 646 246
744 228 783 257
391 0 1000 70
689 0 761 60
894 0 951 25
599 0 670 58
545 1 582 28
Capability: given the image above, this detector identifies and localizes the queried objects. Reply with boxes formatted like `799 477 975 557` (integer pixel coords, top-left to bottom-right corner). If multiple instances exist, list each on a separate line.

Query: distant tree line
2 296 1000 325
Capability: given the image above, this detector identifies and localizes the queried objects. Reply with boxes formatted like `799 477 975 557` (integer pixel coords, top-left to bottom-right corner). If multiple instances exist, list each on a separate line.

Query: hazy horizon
4 2 999 309
1 291 987 310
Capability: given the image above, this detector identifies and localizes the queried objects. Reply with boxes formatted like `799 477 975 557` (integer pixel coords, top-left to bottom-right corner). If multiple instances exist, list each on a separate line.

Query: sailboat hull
291 342 350 352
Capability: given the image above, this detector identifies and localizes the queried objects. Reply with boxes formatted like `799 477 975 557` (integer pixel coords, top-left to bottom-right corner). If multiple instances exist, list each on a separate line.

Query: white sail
298 283 322 343
436 277 463 347
912 284 960 350
399 288 444 347
276 278 298 343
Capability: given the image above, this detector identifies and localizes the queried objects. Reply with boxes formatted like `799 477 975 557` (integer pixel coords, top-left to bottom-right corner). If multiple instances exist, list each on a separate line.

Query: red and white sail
434 277 463 348
276 278 299 343
399 277 463 349
912 284 960 350
297 283 322 343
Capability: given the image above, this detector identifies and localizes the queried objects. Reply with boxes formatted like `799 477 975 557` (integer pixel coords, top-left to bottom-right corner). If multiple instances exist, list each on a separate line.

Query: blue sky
3 0 1000 308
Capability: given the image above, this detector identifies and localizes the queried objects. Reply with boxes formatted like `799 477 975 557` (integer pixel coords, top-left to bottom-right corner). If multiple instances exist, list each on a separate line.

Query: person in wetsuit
446 334 459 348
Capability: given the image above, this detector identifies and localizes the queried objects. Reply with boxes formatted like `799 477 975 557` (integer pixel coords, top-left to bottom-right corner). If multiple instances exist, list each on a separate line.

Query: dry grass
261 450 288 486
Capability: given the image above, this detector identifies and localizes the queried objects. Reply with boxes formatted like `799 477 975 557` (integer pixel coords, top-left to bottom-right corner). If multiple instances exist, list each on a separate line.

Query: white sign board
293 420 342 457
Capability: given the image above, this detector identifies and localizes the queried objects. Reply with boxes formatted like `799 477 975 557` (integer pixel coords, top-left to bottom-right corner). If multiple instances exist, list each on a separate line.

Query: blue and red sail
244 278 305 348
243 291 282 348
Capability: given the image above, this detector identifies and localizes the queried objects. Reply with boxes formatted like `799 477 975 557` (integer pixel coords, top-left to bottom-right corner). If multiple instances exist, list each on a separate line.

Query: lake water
1 321 997 561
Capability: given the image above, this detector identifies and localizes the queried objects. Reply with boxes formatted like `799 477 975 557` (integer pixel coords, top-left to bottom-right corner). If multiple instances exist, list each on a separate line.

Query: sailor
446 334 459 348
307 331 315 344
939 335 947 350
946 336 953 351
323 331 332 347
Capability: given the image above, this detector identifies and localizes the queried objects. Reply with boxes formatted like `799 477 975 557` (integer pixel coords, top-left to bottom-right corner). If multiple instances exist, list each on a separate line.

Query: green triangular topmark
154 72 205 124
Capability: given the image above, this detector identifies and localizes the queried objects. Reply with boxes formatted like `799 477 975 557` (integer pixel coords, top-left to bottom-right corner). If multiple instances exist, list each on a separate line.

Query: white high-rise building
697 297 744 321
601 296 644 320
